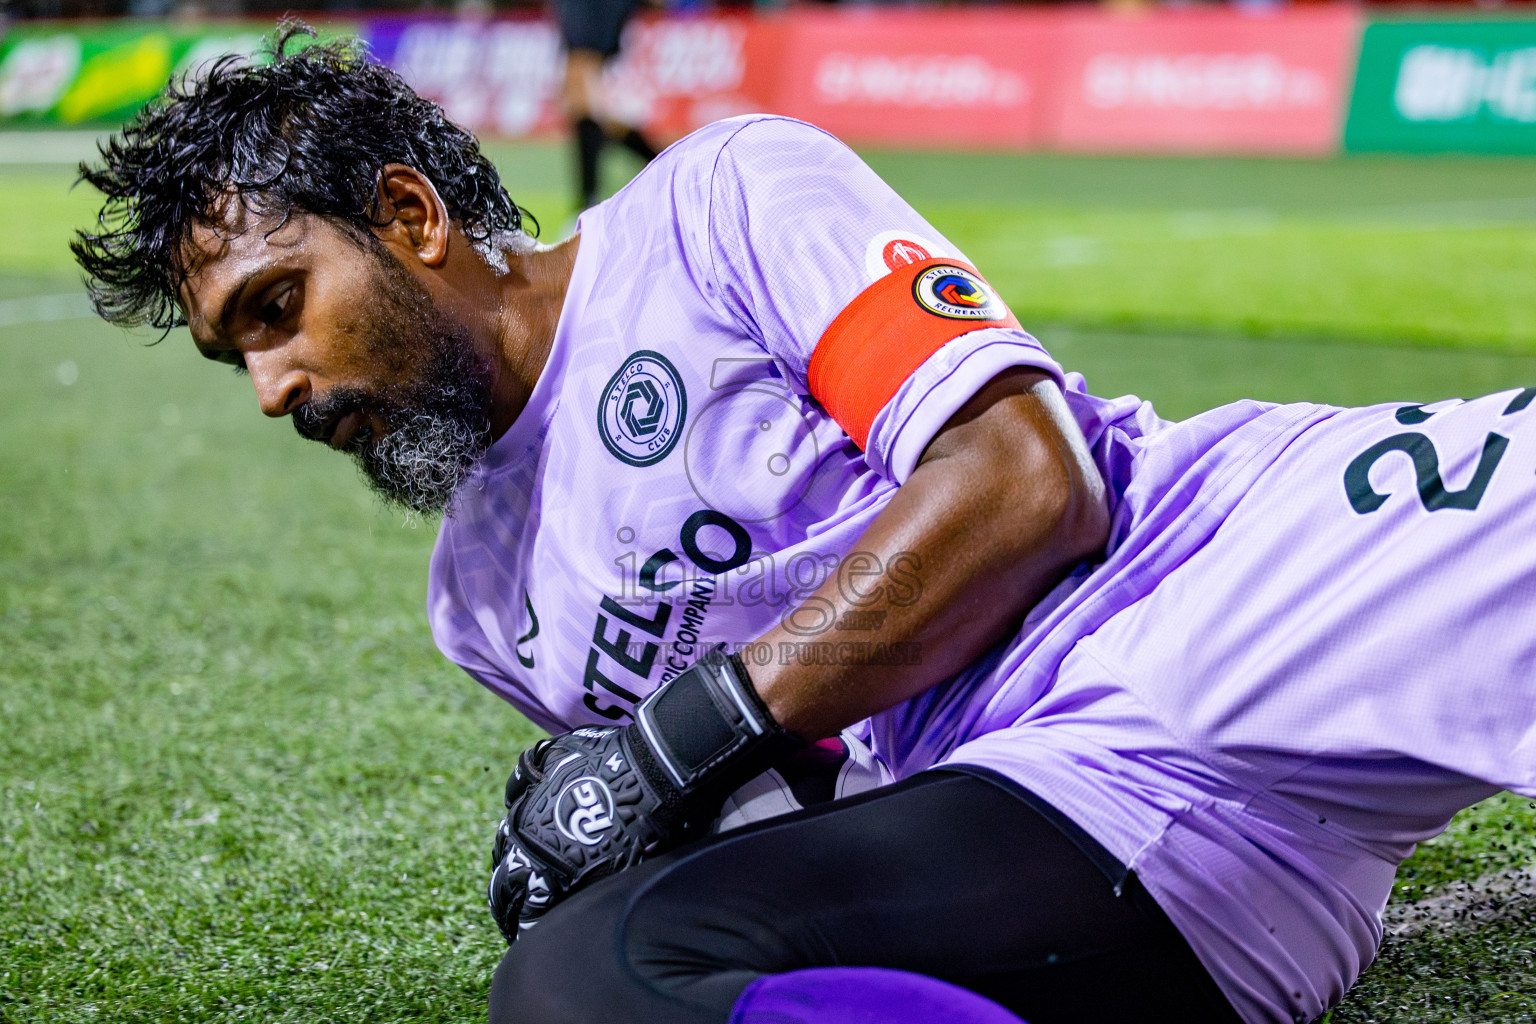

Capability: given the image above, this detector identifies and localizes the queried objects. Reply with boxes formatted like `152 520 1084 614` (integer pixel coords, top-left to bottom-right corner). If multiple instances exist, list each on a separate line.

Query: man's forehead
185 194 291 256
178 200 317 335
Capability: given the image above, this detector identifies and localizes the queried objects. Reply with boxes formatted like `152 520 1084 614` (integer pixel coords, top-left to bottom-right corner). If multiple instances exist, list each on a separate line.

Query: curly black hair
73 22 533 332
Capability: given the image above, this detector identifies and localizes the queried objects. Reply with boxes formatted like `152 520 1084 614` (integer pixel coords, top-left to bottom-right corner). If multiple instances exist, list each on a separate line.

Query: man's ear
373 164 450 268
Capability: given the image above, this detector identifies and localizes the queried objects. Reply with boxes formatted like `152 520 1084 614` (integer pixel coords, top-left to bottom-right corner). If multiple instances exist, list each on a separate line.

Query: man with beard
76 27 1536 1024
288 234 498 515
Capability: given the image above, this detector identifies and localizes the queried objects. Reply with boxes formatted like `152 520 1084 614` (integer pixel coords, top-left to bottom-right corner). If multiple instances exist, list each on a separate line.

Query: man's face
180 202 494 515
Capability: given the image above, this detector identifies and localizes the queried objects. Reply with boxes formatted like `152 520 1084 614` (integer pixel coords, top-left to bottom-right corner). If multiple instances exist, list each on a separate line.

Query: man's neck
488 232 581 440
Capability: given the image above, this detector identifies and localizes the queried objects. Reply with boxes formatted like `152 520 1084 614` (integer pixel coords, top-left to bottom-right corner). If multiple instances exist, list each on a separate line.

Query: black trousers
551 0 643 56
490 769 1244 1024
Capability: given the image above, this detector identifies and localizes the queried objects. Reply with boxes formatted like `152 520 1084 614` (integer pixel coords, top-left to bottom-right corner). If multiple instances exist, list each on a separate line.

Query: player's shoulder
629 115 849 199
666 114 843 162
594 116 840 260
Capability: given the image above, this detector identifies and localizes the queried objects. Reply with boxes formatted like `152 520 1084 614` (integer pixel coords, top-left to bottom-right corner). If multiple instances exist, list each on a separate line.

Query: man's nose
247 351 311 418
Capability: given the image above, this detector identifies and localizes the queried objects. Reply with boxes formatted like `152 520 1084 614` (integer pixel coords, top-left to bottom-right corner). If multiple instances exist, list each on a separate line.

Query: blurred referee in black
553 0 662 211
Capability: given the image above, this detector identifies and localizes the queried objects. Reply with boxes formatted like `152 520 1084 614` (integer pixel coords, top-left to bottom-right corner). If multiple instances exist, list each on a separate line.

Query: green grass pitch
2 135 1534 1023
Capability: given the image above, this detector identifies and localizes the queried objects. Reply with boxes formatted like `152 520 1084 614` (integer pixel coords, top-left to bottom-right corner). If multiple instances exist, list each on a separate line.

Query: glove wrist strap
631 648 800 801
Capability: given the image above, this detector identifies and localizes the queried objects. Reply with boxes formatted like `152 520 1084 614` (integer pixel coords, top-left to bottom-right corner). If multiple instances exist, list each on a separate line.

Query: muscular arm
485 368 1107 936
750 368 1109 740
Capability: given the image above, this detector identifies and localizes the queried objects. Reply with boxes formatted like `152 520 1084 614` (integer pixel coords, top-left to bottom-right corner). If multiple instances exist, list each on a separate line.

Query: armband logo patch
912 265 1009 321
808 257 1021 450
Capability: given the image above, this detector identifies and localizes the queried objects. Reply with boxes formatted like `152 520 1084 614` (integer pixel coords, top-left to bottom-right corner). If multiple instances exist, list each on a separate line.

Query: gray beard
293 242 495 518
351 391 491 517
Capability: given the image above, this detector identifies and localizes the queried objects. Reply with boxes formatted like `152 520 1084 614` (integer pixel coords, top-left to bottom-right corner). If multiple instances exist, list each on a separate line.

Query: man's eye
258 286 293 325
214 350 247 375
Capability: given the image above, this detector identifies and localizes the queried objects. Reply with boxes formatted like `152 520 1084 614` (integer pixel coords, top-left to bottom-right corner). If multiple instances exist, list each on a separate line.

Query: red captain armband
807 258 1021 450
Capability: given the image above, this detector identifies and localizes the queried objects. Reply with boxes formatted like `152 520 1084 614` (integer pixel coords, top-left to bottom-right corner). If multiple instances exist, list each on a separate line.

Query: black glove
487 648 801 943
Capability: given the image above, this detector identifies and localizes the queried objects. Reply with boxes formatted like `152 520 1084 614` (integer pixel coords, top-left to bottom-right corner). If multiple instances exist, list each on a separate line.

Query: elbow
1025 436 1109 573
1027 379 1110 570
918 369 1110 578
988 384 1108 575
1056 463 1110 567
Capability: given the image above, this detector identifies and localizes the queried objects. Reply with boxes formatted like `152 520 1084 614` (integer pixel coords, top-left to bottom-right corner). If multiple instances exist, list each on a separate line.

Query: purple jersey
428 116 1536 1023
944 388 1536 1023
428 115 1053 732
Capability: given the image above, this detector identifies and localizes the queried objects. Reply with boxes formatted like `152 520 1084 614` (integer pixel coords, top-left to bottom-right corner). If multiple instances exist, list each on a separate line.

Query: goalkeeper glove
487 647 800 943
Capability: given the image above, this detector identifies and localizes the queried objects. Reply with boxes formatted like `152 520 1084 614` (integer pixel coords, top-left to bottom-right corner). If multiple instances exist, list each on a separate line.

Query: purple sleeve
865 330 1066 483
705 116 924 391
704 116 1063 481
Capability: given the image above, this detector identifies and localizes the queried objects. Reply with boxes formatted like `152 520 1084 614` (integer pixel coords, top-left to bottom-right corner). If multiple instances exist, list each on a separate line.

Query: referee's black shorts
551 0 644 58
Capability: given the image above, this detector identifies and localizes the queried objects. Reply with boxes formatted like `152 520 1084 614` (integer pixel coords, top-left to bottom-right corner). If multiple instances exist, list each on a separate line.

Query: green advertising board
1346 18 1536 153
0 21 354 126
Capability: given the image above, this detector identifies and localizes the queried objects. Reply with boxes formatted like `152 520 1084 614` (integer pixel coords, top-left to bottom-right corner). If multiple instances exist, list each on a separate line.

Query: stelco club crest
912 265 1009 321
598 350 688 467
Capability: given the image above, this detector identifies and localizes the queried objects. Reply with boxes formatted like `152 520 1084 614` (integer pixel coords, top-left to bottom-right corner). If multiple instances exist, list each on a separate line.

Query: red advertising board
367 12 781 144
1043 7 1360 154
600 13 785 141
363 6 1363 155
768 7 1063 149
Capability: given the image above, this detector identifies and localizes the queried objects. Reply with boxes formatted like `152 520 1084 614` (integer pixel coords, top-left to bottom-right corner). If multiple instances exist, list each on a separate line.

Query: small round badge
882 238 931 271
554 776 616 847
912 265 1009 321
598 350 687 467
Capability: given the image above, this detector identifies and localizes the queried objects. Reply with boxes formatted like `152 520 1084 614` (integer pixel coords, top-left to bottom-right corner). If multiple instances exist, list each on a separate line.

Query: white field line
0 293 94 328
1383 866 1536 939
0 131 107 165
